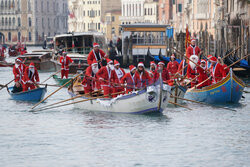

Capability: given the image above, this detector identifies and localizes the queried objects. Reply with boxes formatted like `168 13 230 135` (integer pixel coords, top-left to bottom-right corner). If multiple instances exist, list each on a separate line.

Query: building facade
0 0 68 45
68 0 121 33
120 0 159 25
158 0 172 24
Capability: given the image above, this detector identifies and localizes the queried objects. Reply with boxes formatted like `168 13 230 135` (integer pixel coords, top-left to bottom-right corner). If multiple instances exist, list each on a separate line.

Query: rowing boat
185 69 245 104
7 86 47 102
67 74 171 114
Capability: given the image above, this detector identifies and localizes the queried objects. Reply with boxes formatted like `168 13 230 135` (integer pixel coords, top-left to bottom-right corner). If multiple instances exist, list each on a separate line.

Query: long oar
185 75 200 86
224 54 250 70
32 91 125 112
222 44 244 60
168 101 192 110
31 73 82 109
170 95 236 112
0 79 14 91
189 76 212 91
34 89 102 111
38 83 62 87
174 64 188 78
41 70 61 84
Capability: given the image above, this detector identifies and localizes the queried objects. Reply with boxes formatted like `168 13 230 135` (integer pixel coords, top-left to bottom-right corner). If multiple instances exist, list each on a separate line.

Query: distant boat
7 86 47 102
185 69 245 104
53 74 72 87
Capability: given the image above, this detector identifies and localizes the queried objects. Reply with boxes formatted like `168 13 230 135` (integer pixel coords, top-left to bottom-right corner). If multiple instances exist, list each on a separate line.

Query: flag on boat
185 26 191 49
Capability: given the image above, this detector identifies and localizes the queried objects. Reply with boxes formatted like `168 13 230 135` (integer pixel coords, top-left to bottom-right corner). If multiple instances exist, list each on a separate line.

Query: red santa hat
114 60 120 66
29 62 35 68
207 55 212 60
150 61 156 66
91 59 98 66
16 57 23 63
191 38 196 42
210 56 217 63
170 54 175 59
201 59 206 63
93 43 100 48
158 61 165 66
106 59 113 64
129 65 136 72
137 62 144 67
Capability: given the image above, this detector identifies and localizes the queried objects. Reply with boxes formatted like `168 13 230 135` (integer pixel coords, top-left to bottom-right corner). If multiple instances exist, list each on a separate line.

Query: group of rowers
11 40 229 97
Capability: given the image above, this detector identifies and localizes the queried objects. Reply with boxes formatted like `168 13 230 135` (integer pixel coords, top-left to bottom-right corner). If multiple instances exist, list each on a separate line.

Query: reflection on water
0 47 249 167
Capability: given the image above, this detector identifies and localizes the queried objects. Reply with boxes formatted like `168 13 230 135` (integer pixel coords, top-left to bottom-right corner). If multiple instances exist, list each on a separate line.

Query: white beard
92 66 98 74
109 65 114 70
30 68 35 73
189 55 199 70
15 64 20 68
189 61 196 70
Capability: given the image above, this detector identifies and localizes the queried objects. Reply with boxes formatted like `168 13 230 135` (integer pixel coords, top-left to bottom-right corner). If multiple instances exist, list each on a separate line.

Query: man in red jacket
113 60 126 94
167 54 179 79
177 58 188 77
87 43 107 68
96 59 119 98
186 39 202 59
149 61 159 83
23 62 40 91
81 59 100 94
158 61 171 85
120 65 138 94
60 52 73 79
196 59 211 89
209 56 223 84
135 62 152 88
12 58 26 92
187 55 199 88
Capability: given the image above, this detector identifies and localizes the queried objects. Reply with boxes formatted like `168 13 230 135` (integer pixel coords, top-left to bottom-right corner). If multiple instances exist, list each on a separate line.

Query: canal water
0 47 249 167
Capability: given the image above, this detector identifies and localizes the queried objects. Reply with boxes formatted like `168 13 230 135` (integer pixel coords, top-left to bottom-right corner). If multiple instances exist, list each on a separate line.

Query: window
29 32 32 41
18 17 21 26
173 0 175 5
5 18 8 26
8 32 11 41
12 17 15 26
18 32 21 41
112 16 115 22
41 1 43 12
2 17 4 26
1 1 3 9
28 17 32 27
144 8 147 15
9 17 11 26
178 4 182 12
98 23 100 30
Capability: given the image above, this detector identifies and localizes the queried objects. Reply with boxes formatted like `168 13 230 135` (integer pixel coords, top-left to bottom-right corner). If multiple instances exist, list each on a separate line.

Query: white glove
27 80 33 84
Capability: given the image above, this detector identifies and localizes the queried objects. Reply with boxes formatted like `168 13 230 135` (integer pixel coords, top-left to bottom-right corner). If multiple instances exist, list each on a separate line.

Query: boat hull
53 75 72 87
185 70 245 104
8 87 47 102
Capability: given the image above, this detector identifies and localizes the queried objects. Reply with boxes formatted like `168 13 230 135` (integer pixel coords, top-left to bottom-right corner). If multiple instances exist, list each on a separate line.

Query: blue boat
185 69 245 104
7 86 47 102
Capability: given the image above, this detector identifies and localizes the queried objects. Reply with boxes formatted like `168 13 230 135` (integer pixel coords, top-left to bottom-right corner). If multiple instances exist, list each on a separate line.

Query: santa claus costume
186 39 201 59
23 62 40 91
167 54 179 78
135 62 152 88
187 55 199 87
13 58 26 85
113 60 126 94
120 65 139 94
209 57 223 84
206 55 212 69
177 59 188 77
149 61 159 83
81 59 100 94
196 59 211 89
60 52 73 79
87 43 107 67
96 59 119 98
158 61 171 85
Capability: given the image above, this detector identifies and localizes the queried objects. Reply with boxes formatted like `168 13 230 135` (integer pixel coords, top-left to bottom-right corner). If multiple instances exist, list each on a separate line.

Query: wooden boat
53 74 72 87
18 52 58 72
7 86 47 102
185 69 245 104
67 74 172 114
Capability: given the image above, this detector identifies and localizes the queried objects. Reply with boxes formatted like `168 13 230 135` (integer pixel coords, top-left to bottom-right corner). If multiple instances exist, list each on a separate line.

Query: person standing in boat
120 65 139 94
23 62 40 91
149 61 159 83
113 60 126 94
217 57 229 77
87 43 107 69
96 59 119 98
60 52 73 79
158 61 172 85
186 39 202 59
177 57 188 77
209 56 224 84
167 54 179 79
135 62 152 89
81 59 100 94
12 58 26 93
187 55 199 88
206 55 212 69
196 59 211 89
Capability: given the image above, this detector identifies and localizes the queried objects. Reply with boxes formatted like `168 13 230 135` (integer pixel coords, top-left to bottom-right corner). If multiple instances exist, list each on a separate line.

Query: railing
59 46 93 55
132 37 166 45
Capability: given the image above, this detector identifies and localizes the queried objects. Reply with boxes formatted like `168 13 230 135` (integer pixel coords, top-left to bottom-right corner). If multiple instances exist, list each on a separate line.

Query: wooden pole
185 75 200 86
0 79 14 91
31 73 82 109
41 70 61 84
189 76 212 91
168 101 192 110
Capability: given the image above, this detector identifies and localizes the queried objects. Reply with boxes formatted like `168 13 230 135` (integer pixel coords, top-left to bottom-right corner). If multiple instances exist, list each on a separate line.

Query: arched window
8 32 11 41
1 17 4 26
5 0 7 8
8 0 10 9
1 0 4 9
5 18 8 26
18 17 21 26
9 17 11 26
18 32 21 41
28 32 32 41
12 0 14 8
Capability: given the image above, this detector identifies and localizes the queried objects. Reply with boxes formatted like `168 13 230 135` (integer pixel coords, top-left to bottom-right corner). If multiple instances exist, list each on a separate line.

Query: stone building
0 0 68 45
120 0 159 25
68 0 121 33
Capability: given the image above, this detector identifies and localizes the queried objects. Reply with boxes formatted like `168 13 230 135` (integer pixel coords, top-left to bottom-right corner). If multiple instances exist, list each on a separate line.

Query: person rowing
12 58 26 93
87 42 108 69
23 62 40 91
